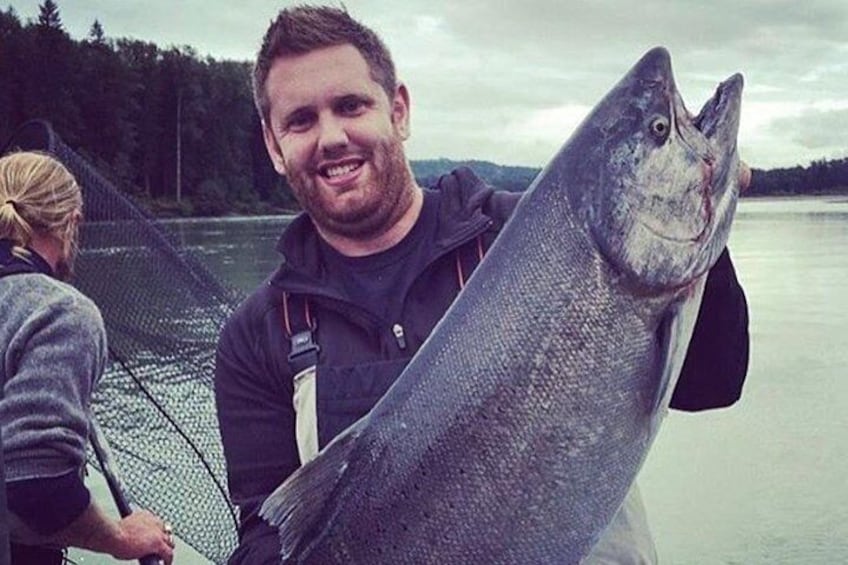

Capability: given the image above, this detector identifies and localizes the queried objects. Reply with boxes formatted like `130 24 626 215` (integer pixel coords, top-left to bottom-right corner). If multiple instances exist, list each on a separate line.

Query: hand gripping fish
261 46 744 564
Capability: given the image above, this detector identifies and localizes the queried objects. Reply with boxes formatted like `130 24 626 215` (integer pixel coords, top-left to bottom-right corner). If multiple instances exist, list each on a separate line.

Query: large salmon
261 46 744 564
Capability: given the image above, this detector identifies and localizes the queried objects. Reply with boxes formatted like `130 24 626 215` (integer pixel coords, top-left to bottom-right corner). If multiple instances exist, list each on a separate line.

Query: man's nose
317 115 349 156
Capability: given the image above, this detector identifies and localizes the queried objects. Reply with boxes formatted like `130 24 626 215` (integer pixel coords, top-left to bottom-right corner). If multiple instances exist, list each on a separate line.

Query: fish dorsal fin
652 275 708 417
260 426 363 560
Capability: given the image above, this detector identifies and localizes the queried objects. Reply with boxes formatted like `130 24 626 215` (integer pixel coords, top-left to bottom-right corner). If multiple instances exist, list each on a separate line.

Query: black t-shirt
318 190 440 324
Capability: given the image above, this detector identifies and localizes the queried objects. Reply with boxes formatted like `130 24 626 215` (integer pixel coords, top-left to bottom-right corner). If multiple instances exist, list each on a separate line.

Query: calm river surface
74 196 848 564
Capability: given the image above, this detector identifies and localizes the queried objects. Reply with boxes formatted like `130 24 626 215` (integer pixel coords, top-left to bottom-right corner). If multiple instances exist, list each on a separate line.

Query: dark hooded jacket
215 168 749 564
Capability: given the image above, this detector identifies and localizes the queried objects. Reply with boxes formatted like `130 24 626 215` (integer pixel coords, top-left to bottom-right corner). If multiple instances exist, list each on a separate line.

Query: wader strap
455 235 487 289
282 292 320 375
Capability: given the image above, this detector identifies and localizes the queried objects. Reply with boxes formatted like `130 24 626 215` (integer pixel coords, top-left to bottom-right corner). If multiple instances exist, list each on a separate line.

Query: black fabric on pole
2 121 244 563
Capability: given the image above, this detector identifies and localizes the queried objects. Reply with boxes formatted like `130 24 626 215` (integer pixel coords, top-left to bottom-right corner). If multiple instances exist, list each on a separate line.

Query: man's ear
262 120 288 176
392 83 411 140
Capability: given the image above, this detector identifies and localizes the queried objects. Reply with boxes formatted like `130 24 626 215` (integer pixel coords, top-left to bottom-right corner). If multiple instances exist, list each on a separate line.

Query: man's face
262 43 415 239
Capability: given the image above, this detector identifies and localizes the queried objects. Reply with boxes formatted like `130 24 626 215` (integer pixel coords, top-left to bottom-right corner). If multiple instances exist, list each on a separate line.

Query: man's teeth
325 163 360 178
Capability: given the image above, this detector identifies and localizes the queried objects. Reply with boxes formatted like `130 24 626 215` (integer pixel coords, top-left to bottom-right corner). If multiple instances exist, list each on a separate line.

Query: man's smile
317 158 366 187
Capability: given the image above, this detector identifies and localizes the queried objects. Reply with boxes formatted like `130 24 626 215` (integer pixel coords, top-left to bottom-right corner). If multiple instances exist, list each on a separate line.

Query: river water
640 196 848 564
73 196 848 564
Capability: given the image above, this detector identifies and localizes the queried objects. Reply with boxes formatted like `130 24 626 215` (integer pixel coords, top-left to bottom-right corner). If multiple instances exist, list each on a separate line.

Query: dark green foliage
0 2 287 217
0 8 24 136
37 0 62 31
748 158 848 196
88 19 104 44
193 178 230 216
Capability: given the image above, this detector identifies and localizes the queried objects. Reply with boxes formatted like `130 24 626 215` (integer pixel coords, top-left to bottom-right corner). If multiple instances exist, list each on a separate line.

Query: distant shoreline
142 193 848 222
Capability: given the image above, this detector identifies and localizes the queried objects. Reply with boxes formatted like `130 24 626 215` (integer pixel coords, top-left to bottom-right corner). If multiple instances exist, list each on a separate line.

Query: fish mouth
669 70 743 173
693 73 744 142
582 46 743 289
690 72 744 232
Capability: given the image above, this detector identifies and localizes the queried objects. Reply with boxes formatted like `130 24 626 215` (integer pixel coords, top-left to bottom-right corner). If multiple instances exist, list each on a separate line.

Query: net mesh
2 120 244 563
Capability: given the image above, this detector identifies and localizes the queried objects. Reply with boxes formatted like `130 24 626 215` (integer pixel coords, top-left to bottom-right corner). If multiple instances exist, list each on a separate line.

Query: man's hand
25 502 176 565
110 509 175 565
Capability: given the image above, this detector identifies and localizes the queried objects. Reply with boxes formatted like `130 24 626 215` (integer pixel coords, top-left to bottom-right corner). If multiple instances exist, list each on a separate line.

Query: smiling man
214 6 750 564
260 42 420 254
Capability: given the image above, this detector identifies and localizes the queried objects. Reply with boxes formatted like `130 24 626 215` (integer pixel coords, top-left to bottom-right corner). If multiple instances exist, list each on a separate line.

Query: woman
0 151 174 564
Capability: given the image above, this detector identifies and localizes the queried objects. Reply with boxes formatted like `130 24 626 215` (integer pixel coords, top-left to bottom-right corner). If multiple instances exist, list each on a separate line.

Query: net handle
90 418 164 565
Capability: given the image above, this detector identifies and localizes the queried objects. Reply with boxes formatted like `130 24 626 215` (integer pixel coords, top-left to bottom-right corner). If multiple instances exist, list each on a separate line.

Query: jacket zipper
388 218 493 352
392 323 407 350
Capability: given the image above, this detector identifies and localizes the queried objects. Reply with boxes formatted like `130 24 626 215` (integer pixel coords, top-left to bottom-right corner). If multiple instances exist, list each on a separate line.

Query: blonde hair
0 151 82 248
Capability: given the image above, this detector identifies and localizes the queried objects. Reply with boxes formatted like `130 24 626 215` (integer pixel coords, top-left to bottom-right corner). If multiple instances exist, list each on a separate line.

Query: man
215 6 749 564
0 151 175 565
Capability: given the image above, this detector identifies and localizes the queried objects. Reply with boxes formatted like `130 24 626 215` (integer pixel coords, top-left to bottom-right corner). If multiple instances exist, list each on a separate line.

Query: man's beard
287 135 415 240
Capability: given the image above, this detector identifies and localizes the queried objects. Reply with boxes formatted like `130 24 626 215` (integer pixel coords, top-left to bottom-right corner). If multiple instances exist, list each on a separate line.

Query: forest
2 2 846 217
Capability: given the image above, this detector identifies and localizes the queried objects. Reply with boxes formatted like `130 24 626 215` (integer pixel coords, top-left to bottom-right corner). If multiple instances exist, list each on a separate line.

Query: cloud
358 0 848 167
768 106 848 151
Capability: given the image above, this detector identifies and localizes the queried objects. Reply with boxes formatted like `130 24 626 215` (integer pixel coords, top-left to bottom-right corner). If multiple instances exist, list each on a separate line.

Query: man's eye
339 98 365 114
286 114 314 132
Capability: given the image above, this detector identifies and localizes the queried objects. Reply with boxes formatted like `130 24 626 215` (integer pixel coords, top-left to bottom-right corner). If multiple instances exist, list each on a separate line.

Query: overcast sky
7 0 848 169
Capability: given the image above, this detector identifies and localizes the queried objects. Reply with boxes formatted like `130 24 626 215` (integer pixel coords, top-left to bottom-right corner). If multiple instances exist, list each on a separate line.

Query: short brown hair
0 151 82 247
253 5 397 124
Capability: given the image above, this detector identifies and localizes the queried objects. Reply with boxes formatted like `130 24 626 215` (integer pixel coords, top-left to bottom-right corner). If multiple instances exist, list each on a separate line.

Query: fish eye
649 116 670 139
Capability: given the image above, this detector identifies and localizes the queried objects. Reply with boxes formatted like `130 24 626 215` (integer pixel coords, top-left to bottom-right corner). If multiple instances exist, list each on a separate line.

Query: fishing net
2 120 244 563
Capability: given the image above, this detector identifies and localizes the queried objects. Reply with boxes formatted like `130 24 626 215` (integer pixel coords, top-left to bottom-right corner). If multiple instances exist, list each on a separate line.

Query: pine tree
37 0 62 31
89 19 105 44
29 0 82 146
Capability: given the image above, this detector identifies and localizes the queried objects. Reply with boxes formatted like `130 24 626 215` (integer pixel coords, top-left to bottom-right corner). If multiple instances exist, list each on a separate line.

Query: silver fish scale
298 182 667 564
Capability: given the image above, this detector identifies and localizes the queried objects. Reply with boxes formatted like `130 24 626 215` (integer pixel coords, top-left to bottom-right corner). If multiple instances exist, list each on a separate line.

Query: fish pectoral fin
651 276 708 415
260 427 363 560
652 309 681 415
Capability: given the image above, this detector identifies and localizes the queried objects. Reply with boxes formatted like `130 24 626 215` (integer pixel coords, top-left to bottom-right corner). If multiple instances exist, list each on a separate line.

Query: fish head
568 47 743 291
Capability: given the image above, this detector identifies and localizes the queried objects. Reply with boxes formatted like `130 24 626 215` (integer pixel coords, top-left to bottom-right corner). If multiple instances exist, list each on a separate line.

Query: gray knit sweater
0 272 107 482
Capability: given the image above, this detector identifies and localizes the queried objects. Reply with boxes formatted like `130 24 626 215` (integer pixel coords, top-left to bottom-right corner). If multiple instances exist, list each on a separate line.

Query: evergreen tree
25 1 83 146
78 24 138 185
37 0 62 31
116 39 164 198
88 19 105 44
